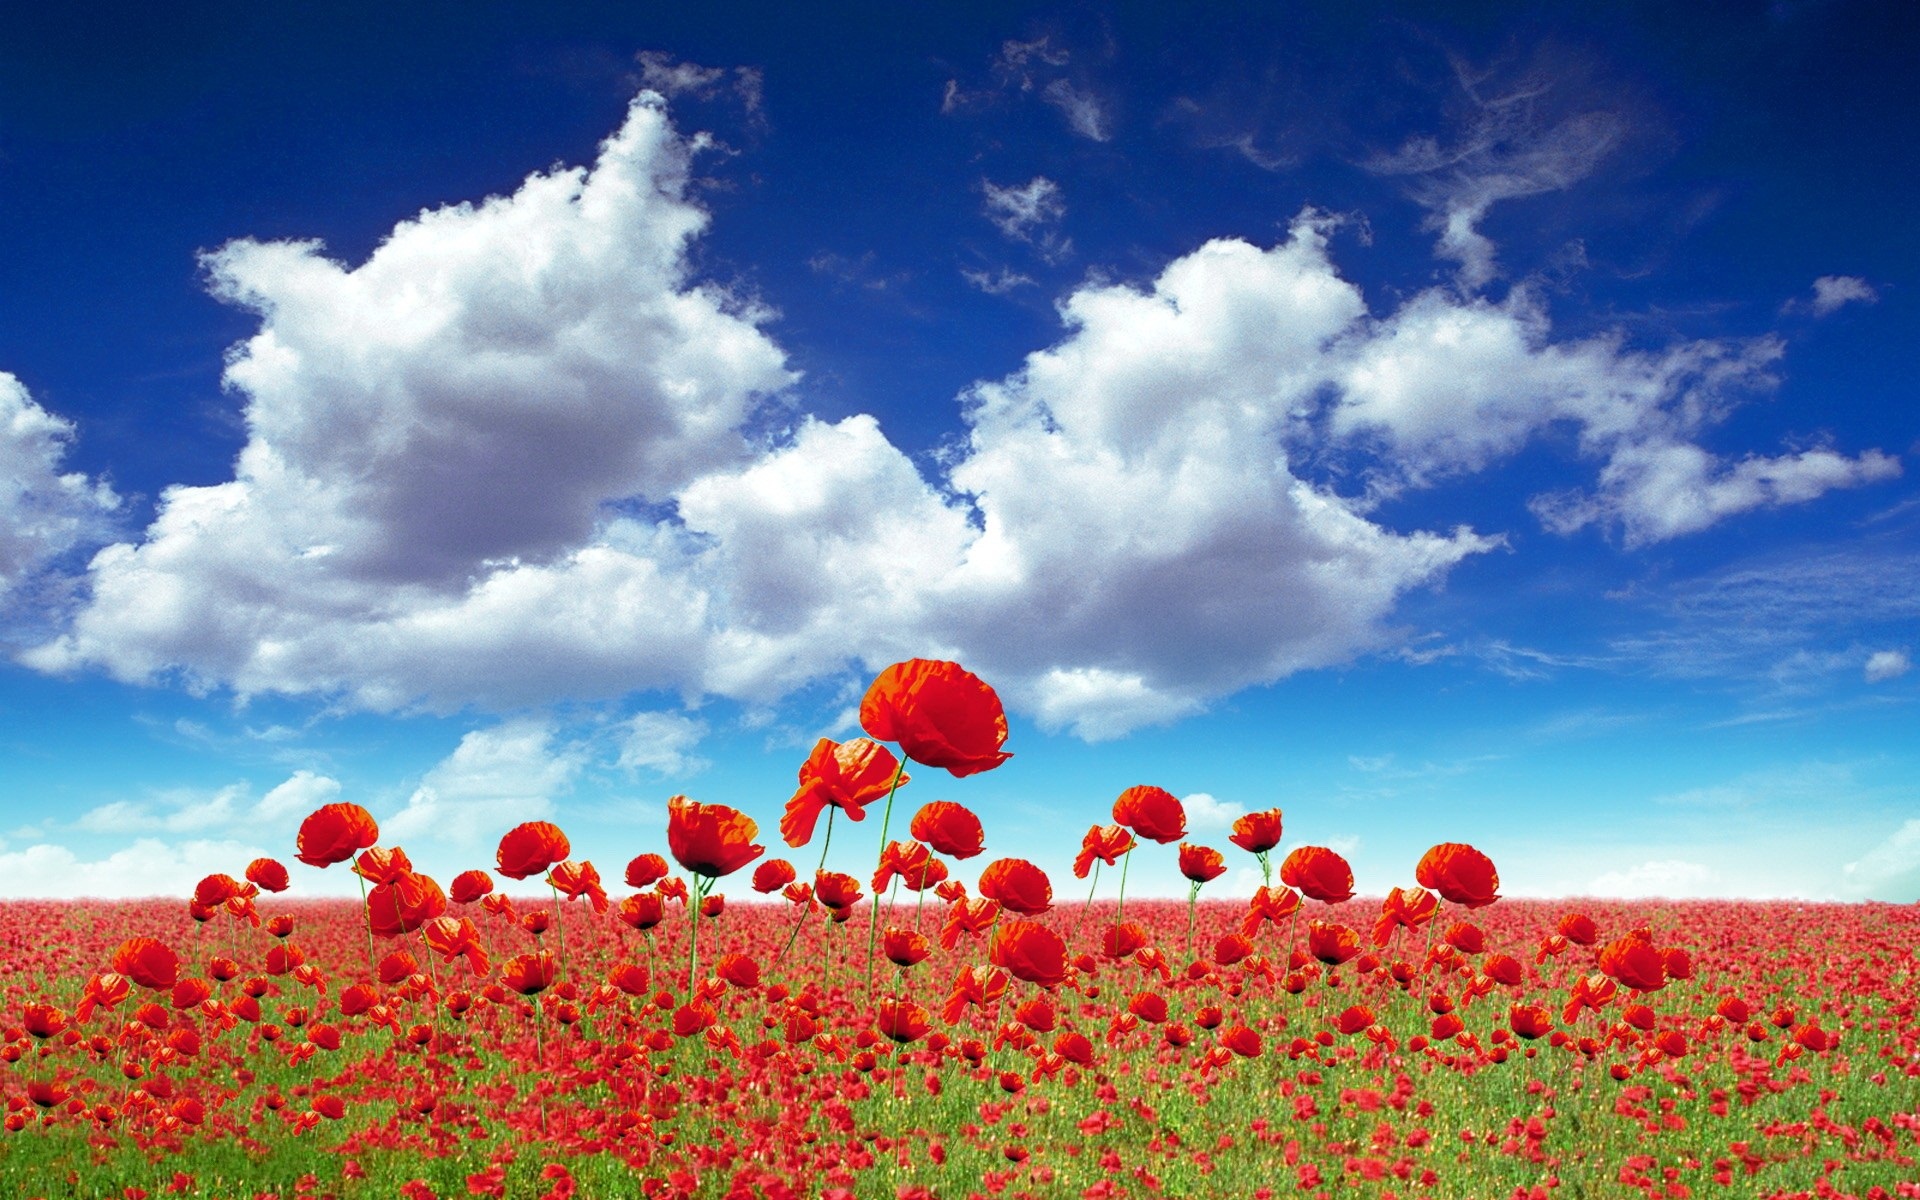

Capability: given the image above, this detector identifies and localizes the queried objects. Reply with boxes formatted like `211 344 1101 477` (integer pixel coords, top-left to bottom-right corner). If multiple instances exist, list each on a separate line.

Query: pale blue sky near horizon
1 1 1914 903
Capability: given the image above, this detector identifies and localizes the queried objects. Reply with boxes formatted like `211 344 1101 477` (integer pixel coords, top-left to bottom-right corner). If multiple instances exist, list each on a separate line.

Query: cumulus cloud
1841 819 1920 897
27 96 1897 741
0 372 119 604
385 719 584 845
1181 792 1245 830
1865 649 1911 683
70 770 344 837
0 837 277 899
617 711 709 777
1586 858 1721 898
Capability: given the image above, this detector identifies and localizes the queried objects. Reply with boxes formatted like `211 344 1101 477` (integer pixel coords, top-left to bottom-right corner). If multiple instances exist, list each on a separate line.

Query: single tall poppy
294 803 379 869
1178 843 1227 884
1074 824 1136 879
1112 785 1186 844
781 737 907 848
496 822 572 881
1414 843 1500 909
1228 808 1283 855
909 801 986 860
666 795 765 880
977 858 1054 916
859 659 1012 777
1280 846 1354 904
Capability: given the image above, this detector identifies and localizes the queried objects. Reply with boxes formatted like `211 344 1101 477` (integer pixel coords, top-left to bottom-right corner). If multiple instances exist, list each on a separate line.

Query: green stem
686 876 706 1004
864 759 908 999
1115 848 1133 925
1073 860 1101 951
354 873 376 985
548 881 570 982
1186 883 1199 963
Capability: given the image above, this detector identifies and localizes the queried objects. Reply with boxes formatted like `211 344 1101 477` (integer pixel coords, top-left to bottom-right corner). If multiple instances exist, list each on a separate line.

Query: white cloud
980 177 1068 258
617 711 709 776
255 769 343 821
961 266 1037 295
1586 858 1721 898
1797 275 1878 317
75 783 249 834
0 373 119 602
1181 791 1245 830
1842 819 1920 896
0 838 276 899
942 36 1109 141
1042 79 1110 141
1865 649 1911 683
25 96 1897 743
385 719 584 846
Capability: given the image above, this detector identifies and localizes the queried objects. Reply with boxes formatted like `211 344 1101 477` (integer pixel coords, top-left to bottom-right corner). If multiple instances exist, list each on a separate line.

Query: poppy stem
1186 883 1200 963
686 876 706 1003
1074 860 1100 951
548 881 570 982
354 873 376 985
865 759 908 999
1115 848 1132 925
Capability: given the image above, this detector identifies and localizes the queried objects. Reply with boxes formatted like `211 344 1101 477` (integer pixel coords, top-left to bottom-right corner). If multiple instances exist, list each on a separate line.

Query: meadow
3 660 1916 1199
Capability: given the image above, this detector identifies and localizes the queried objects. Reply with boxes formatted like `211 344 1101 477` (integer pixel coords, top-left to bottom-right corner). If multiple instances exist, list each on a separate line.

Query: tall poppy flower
496 822 571 881
909 801 985 859
1597 934 1667 993
753 859 797 895
665 795 764 879
353 846 413 885
1444 921 1485 954
859 659 1012 777
1073 824 1136 879
1509 1004 1553 1040
873 841 946 893
1111 786 1186 844
625 853 668 889
449 869 495 905
875 997 932 1044
245 858 291 893
1414 843 1501 909
366 872 448 937
1281 846 1354 904
1229 809 1283 855
502 951 556 996
977 858 1053 916
1178 844 1227 884
989 919 1069 988
1557 912 1599 946
1370 886 1440 946
814 870 864 918
112 938 180 991
1307 921 1361 965
548 860 610 913
1240 885 1301 937
294 803 379 869
781 737 908 847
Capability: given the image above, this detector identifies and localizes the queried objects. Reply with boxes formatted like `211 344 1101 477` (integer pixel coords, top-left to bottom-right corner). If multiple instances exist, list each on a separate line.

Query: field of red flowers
4 660 1918 1200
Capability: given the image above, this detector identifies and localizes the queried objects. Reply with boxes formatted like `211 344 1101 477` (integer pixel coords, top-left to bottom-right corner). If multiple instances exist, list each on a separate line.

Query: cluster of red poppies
1 659 1914 1200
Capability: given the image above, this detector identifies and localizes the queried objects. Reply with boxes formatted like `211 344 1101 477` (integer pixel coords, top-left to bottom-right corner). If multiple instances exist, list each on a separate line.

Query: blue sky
2 1 1915 903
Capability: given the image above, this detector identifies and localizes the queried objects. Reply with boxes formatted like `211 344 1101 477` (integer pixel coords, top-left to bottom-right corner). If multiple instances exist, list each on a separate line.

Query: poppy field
3 660 1918 1200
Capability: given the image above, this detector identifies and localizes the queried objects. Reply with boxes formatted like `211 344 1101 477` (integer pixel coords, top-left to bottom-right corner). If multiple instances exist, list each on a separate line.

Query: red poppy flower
752 859 797 894
1228 808 1283 855
366 872 448 938
1597 935 1667 993
780 737 906 847
1214 932 1254 965
548 860 609 913
449 869 494 905
1444 921 1485 954
876 997 932 1044
1111 785 1186 844
1073 824 1136 878
245 858 291 893
883 927 931 967
1102 922 1149 960
352 846 413 886
294 803 379 869
1370 885 1440 945
502 951 556 996
1509 1004 1553 1040
1178 843 1227 884
814 870 864 915
666 795 765 879
1414 843 1501 909
941 965 1011 1023
1557 911 1599 945
715 953 759 989
977 858 1053 915
1280 846 1354 904
1307 921 1361 965
989 919 1069 988
873 840 947 893
910 801 986 860
192 873 246 909
939 897 999 949
1127 990 1169 1024
859 659 1012 777
112 938 179 991
1240 885 1302 937
496 822 571 881
1484 954 1524 986
1334 1004 1375 1035
422 916 487 975
624 853 668 889
618 892 665 932
1562 973 1618 1023
1220 1025 1262 1058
